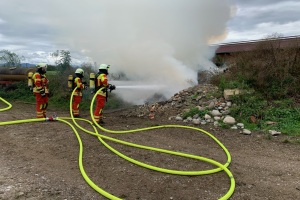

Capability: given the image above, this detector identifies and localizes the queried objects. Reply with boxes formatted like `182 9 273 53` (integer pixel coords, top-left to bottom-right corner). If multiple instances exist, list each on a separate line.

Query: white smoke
1 0 235 104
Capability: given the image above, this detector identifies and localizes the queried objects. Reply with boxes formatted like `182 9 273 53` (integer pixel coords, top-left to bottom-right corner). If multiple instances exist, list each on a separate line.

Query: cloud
224 0 300 42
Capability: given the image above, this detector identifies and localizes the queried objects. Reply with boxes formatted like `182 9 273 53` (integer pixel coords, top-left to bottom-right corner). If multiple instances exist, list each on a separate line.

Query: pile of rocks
125 84 281 136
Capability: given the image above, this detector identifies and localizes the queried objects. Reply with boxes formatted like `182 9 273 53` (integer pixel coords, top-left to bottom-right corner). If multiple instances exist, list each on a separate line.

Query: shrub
212 34 300 100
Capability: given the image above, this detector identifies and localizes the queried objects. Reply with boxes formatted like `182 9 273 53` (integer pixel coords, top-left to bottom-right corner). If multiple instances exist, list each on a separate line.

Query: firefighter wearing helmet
72 68 86 117
93 64 115 124
32 63 49 118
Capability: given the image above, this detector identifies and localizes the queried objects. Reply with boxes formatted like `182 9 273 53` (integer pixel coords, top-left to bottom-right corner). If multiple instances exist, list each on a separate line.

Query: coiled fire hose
0 88 235 200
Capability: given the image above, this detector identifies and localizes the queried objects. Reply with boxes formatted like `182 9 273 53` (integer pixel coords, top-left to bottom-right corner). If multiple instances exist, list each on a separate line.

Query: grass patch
182 107 209 119
225 92 300 136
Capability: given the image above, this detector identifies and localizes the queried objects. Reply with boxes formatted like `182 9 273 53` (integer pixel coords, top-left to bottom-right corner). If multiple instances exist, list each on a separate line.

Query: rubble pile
123 84 281 136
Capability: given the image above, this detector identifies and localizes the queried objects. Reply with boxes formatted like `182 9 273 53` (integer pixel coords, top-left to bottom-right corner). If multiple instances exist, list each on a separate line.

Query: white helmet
99 64 110 70
75 68 84 74
36 63 48 69
75 68 84 77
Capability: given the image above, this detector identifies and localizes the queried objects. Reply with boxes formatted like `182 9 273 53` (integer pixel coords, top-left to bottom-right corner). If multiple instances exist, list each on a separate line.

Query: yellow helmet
99 64 110 70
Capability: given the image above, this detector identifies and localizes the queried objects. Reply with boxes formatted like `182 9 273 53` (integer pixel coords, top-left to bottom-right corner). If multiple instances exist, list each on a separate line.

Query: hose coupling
45 116 58 121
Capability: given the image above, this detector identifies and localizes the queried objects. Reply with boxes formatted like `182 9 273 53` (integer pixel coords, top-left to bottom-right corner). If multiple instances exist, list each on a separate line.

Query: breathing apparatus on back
28 63 47 90
67 68 86 91
89 64 116 94
67 75 73 91
28 71 33 90
89 72 95 93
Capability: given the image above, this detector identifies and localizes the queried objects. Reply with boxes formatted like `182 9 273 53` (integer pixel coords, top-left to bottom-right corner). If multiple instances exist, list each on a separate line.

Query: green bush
214 35 300 100
210 35 300 136
0 81 35 103
230 93 267 120
228 92 300 135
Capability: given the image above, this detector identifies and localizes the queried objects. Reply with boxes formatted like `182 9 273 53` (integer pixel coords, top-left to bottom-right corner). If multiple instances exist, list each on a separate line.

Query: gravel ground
0 101 300 200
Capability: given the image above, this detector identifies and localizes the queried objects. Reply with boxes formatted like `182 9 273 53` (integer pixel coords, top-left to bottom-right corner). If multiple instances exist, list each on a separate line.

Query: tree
0 49 24 67
51 50 72 71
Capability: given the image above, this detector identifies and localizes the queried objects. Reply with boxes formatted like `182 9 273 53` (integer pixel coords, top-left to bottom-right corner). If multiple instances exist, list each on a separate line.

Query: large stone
224 89 241 100
211 109 222 116
223 116 236 125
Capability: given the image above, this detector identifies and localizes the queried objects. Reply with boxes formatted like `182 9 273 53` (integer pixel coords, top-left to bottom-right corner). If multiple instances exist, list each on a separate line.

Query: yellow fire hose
0 97 12 111
0 88 235 200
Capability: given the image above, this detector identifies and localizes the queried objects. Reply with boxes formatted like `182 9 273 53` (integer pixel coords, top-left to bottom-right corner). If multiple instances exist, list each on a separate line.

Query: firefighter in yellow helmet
32 63 49 118
72 68 86 117
93 64 115 124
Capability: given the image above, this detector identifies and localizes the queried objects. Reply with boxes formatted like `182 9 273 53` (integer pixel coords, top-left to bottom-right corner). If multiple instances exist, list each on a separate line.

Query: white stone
242 129 251 135
269 130 281 136
214 121 220 127
208 101 215 109
192 119 201 125
237 123 244 129
214 116 221 121
223 116 236 125
186 117 193 122
231 125 238 129
226 101 232 107
204 114 211 119
175 116 183 121
211 110 222 116
224 89 241 100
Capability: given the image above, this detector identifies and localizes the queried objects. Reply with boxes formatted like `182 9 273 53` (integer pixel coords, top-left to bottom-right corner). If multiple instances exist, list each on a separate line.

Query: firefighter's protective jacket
73 77 84 96
32 72 49 95
96 73 108 97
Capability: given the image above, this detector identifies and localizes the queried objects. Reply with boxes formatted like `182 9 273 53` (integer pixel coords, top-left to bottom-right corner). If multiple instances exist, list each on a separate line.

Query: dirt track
0 101 300 200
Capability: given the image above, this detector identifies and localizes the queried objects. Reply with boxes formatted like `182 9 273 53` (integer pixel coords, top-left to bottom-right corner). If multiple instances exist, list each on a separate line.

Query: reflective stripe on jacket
73 77 84 96
32 72 48 94
96 73 108 97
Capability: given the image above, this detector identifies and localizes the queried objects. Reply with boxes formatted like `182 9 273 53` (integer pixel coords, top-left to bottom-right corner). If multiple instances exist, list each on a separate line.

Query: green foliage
228 92 300 136
0 81 35 103
51 50 72 72
0 49 24 67
210 34 300 136
213 34 300 100
263 106 300 135
206 90 223 99
218 121 231 129
230 93 267 120
212 73 251 92
182 107 209 119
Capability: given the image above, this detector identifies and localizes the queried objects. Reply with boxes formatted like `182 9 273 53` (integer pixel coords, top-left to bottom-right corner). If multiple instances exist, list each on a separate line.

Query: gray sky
223 0 300 42
0 0 299 62
1 0 300 104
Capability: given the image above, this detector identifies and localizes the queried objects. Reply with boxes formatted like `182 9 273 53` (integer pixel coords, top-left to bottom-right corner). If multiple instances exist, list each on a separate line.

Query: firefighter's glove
108 84 116 92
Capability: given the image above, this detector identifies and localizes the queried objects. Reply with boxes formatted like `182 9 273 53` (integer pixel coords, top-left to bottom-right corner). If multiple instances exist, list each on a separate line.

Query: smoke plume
3 0 235 104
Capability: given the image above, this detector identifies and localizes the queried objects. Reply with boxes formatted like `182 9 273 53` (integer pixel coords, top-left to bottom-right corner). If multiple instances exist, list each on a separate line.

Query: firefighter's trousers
34 93 48 118
93 94 106 123
72 95 82 117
